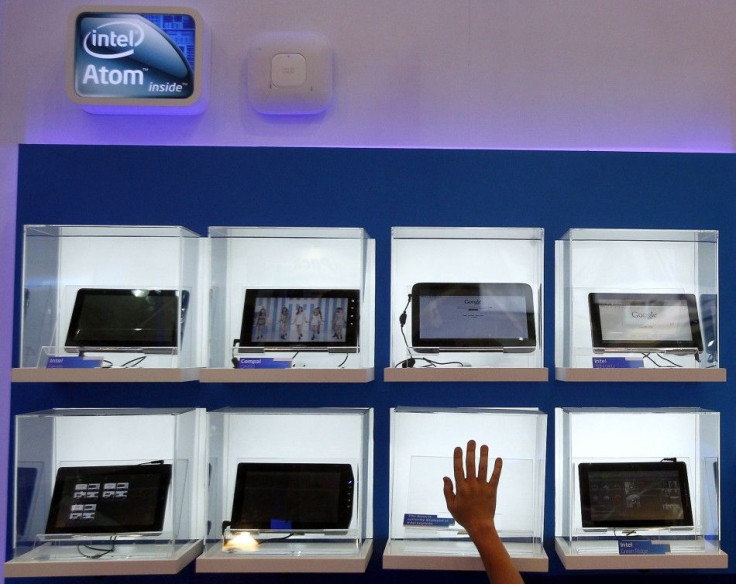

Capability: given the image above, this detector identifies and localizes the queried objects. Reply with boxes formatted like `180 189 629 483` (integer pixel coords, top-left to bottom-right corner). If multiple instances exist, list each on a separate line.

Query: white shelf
4 540 202 578
554 537 728 570
196 539 373 573
200 367 374 383
12 367 200 383
384 367 547 382
383 539 548 573
556 367 726 382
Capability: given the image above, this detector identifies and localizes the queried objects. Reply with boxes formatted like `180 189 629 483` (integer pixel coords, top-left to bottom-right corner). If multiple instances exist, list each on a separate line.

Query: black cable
257 533 294 544
394 356 465 368
641 352 684 368
121 355 146 368
396 294 466 368
77 535 117 559
398 294 416 367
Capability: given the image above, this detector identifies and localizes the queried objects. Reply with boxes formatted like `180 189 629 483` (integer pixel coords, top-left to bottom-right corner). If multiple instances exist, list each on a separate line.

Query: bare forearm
467 523 525 584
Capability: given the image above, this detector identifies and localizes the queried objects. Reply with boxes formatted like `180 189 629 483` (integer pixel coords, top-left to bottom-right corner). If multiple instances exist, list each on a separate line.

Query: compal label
73 12 195 99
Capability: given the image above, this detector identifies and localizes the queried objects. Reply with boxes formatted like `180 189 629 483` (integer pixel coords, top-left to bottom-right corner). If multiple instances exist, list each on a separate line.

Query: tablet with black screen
230 462 354 531
65 288 189 353
45 464 172 535
578 461 693 529
239 289 359 352
410 283 536 352
588 292 702 353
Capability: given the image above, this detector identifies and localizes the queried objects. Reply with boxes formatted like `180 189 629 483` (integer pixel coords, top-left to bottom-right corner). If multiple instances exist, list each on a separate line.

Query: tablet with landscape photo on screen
238 289 359 352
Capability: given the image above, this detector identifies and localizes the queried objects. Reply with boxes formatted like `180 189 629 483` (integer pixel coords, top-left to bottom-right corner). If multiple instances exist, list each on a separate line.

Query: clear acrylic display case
14 225 203 382
384 407 548 572
6 408 206 577
555 407 726 570
202 227 375 383
555 229 725 382
197 408 373 573
386 227 546 382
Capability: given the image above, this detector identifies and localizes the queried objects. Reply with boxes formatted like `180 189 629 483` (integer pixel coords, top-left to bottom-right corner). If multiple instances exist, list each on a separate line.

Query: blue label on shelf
592 357 644 369
236 357 292 369
270 518 292 530
45 356 103 369
618 539 670 555
403 514 456 527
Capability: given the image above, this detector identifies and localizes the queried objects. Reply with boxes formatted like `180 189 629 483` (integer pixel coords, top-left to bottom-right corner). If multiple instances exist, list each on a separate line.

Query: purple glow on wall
0 146 18 574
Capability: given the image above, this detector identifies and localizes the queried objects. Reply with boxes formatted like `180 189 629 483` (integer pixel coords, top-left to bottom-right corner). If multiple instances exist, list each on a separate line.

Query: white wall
1 0 736 151
2 0 736 576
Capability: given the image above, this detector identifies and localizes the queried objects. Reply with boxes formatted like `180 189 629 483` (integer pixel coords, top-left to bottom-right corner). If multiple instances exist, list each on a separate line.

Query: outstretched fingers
478 443 489 481
489 456 503 489
442 475 455 510
465 439 477 479
453 445 465 483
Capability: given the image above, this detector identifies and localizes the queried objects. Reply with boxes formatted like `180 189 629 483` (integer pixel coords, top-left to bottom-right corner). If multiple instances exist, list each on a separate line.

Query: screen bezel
699 293 718 360
410 282 536 352
588 292 703 352
239 288 360 351
578 461 693 529
45 464 172 535
230 462 355 531
64 288 189 352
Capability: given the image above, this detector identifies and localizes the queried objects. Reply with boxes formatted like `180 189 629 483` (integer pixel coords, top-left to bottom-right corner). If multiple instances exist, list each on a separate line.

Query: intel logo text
83 20 145 59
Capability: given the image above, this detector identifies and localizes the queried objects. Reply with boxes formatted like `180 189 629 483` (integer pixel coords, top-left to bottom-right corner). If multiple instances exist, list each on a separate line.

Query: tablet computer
410 283 536 352
578 461 693 529
239 289 359 352
588 292 702 353
65 288 189 353
45 463 172 535
230 462 354 531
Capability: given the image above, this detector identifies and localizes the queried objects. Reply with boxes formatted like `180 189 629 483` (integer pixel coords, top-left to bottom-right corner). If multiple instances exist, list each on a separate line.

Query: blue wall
9 145 736 583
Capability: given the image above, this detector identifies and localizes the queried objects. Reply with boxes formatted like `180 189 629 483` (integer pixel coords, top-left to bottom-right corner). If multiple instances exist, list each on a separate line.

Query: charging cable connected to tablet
395 294 466 369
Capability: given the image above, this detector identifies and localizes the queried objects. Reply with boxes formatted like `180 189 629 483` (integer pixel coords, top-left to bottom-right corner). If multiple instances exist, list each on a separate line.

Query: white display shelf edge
199 367 374 383
4 540 202 578
555 367 727 382
195 539 373 573
554 537 728 570
382 539 548 573
384 367 548 382
11 367 201 383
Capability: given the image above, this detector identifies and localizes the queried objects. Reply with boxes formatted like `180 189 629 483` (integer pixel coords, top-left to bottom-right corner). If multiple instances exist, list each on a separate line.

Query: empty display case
384 407 548 572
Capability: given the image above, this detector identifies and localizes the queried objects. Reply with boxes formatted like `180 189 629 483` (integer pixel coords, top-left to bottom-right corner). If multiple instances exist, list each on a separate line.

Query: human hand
442 439 502 538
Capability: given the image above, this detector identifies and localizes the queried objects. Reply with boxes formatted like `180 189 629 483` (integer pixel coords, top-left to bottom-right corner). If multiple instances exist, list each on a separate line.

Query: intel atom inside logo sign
69 8 203 108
